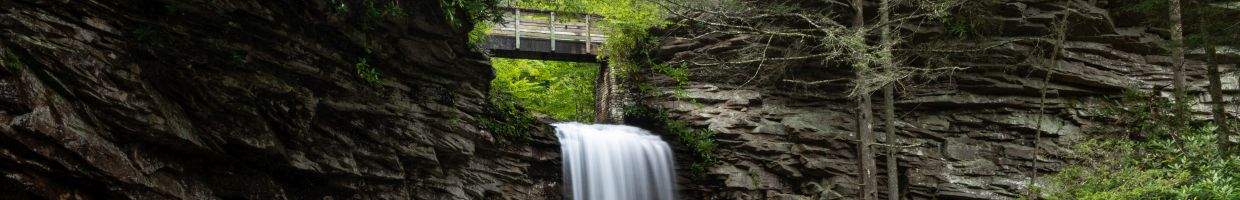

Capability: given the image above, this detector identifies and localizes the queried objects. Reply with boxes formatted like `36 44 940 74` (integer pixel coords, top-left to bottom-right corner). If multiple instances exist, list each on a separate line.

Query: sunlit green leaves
468 21 493 47
491 58 598 122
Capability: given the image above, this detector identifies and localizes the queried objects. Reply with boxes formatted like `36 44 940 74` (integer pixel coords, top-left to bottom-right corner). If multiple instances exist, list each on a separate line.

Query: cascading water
555 122 677 200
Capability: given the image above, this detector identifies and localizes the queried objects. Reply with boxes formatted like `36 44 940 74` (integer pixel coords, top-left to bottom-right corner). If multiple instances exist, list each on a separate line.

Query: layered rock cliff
0 1 558 199
639 1 1238 199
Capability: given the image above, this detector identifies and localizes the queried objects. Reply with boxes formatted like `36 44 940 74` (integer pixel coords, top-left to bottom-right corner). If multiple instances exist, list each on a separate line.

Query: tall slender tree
1202 16 1227 152
1028 13 1069 198
654 1 966 198
879 0 899 199
853 1 879 199
1170 0 1188 131
1191 0 1239 153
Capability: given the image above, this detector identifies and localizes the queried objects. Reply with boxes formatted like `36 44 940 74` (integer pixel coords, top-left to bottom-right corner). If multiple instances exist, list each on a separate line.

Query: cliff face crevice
0 1 558 199
640 1 1237 199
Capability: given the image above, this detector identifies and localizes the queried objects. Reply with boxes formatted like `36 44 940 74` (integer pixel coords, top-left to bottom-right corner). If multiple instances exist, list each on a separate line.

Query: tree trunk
1205 35 1229 152
853 0 878 199
879 0 899 199
1170 0 1188 125
857 70 878 200
1027 14 1069 199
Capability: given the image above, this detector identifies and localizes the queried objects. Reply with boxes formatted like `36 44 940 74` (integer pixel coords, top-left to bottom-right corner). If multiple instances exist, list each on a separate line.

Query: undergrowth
1042 90 1240 199
468 21 493 48
624 104 717 179
2 48 21 71
355 58 380 84
439 0 502 29
481 89 538 145
626 62 718 179
937 0 1002 39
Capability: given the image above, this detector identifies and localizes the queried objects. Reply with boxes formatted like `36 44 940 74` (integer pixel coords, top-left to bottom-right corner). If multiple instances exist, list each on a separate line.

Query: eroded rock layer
0 1 558 199
641 1 1237 199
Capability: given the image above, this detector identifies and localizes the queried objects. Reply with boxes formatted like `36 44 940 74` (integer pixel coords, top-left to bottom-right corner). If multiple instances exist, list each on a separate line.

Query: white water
555 122 677 200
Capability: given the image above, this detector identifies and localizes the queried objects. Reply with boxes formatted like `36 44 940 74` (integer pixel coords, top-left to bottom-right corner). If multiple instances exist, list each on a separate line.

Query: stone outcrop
0 1 558 199
639 1 1237 199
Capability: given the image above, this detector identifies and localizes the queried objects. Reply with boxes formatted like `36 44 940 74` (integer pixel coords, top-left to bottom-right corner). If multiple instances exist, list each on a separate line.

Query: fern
355 58 380 84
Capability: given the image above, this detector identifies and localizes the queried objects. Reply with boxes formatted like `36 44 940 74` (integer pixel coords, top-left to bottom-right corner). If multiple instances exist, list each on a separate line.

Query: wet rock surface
641 1 1237 199
0 1 558 199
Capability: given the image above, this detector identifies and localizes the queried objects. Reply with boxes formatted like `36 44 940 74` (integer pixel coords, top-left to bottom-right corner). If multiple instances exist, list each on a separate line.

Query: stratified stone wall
0 1 559 199
641 1 1238 199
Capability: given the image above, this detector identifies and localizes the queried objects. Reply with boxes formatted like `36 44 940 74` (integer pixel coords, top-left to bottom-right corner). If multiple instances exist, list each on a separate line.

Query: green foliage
942 16 973 38
491 58 598 122
230 50 247 67
381 1 406 17
625 104 718 178
1087 90 1189 137
364 0 384 19
326 0 412 30
131 26 162 44
354 0 407 18
1187 1 1240 47
162 1 190 15
355 58 380 84
329 0 349 14
651 62 695 99
675 120 718 177
468 21 493 47
2 48 22 71
631 61 716 178
479 0 665 141
1043 90 1240 200
1046 125 1240 199
936 0 1001 38
440 0 502 28
652 63 689 85
482 90 538 144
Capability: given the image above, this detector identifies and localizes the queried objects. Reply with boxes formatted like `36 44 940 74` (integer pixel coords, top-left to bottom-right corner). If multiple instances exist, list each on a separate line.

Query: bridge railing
489 7 606 54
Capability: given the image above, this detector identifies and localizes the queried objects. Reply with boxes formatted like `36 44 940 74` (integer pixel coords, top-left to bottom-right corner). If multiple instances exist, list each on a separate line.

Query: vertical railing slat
585 15 592 54
514 7 521 50
496 7 603 56
550 11 557 52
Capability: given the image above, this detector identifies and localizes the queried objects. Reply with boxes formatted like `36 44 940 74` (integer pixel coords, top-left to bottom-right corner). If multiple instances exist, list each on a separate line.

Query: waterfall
555 122 677 200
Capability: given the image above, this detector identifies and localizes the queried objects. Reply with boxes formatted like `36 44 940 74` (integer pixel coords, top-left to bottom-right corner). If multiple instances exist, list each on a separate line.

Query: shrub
1043 91 1240 200
330 0 349 14
439 0 502 28
230 50 247 66
652 63 689 85
355 58 380 84
2 48 21 71
382 1 406 17
468 21 492 48
625 104 718 179
483 85 538 145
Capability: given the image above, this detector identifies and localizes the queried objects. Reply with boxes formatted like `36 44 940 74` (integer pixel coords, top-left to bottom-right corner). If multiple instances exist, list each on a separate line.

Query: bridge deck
485 7 605 62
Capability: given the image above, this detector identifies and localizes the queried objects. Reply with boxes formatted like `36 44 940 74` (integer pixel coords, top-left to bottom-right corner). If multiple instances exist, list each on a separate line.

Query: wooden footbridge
485 7 606 63
484 7 617 122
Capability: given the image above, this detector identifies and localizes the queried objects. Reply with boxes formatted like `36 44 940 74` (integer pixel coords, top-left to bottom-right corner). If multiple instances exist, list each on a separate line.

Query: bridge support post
594 61 612 123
